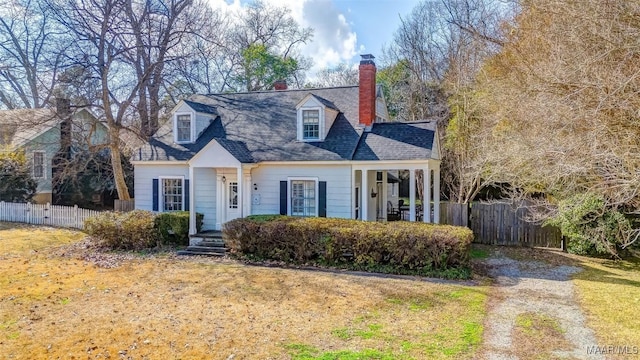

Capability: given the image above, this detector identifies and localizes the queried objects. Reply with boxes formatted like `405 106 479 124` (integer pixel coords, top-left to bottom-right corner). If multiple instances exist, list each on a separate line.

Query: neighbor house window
228 182 238 209
291 179 316 216
302 110 319 140
161 177 183 211
33 151 44 179
176 114 192 142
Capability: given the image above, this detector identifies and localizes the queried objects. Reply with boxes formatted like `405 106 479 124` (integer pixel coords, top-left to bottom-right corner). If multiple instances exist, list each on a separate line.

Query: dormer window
296 94 339 142
302 110 320 140
175 113 193 143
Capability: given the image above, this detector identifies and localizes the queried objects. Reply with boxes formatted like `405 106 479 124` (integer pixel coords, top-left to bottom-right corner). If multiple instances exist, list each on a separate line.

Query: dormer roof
183 100 217 115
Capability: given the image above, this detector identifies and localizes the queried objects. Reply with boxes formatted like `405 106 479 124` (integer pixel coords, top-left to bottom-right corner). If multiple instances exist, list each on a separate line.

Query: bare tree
163 0 312 97
305 63 358 88
45 0 217 200
477 0 640 254
231 0 313 91
124 0 210 137
0 0 68 109
384 0 515 203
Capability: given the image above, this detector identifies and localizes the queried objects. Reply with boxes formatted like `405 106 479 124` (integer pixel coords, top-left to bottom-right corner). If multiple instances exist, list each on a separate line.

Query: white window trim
174 112 195 144
296 106 325 142
287 176 319 217
33 151 46 179
159 175 185 212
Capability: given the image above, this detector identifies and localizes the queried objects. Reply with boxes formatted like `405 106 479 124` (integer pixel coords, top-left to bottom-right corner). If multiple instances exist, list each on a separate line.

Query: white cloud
299 0 358 74
207 0 359 76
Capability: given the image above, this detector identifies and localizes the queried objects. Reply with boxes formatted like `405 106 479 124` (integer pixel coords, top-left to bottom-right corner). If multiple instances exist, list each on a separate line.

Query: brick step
197 241 226 247
190 231 223 239
185 246 226 253
177 250 225 257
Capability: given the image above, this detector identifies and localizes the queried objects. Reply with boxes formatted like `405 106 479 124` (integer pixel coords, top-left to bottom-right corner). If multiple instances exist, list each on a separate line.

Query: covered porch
352 161 440 224
186 139 255 235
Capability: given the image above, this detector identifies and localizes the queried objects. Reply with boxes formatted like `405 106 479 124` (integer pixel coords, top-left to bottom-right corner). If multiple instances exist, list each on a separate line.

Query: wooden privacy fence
114 199 135 212
440 201 563 248
0 201 101 230
440 202 469 227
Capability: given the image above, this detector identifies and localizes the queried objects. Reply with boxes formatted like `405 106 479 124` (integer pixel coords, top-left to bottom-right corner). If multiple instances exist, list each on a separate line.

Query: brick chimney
359 54 376 128
274 80 287 90
56 97 72 160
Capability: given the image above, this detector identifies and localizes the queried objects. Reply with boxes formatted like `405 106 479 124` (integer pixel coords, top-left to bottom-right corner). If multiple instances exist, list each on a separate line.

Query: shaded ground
476 247 602 360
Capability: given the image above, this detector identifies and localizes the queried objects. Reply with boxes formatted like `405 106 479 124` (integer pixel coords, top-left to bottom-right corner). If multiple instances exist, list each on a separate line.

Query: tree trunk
108 126 130 200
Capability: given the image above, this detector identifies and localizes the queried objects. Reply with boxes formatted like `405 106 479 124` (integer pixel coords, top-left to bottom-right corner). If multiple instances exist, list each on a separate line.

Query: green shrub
84 210 158 250
545 193 634 257
223 216 473 278
154 211 204 246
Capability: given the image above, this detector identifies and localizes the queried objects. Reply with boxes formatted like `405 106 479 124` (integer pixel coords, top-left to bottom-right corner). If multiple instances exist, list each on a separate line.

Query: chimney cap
360 54 375 65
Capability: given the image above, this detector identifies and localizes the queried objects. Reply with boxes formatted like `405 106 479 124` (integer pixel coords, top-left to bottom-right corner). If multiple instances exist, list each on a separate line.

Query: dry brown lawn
572 256 640 360
0 223 488 359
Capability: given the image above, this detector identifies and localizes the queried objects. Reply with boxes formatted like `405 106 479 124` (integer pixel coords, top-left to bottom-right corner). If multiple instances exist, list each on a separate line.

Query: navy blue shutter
279 181 287 215
319 181 327 217
152 179 159 211
184 179 190 211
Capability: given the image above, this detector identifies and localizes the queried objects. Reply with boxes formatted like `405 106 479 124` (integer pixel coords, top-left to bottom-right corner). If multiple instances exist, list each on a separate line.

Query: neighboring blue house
0 99 109 203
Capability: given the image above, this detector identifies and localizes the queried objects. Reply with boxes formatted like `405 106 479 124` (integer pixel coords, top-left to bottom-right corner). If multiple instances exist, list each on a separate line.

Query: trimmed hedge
155 211 204 246
85 210 205 249
223 216 473 277
84 210 158 250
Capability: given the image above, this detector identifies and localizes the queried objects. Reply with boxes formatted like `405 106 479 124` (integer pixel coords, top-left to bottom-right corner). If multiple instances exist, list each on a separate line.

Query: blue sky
209 0 418 76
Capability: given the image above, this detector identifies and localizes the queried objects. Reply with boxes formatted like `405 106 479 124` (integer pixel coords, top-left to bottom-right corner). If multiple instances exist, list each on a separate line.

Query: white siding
193 167 217 230
134 164 189 210
251 164 352 218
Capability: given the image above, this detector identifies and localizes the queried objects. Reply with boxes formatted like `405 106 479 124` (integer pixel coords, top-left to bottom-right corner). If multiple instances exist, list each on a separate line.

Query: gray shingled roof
353 121 436 161
0 108 60 149
132 86 437 163
309 94 339 111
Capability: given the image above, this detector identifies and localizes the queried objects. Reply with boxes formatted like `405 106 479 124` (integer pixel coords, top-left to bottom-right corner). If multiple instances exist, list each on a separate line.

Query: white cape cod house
131 55 441 237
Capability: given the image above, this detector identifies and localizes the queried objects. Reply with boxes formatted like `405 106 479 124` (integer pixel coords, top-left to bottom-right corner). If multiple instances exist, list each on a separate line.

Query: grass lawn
0 223 488 359
571 256 640 358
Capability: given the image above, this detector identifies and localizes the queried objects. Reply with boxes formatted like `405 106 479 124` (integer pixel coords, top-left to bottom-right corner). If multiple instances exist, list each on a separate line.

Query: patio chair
387 201 401 221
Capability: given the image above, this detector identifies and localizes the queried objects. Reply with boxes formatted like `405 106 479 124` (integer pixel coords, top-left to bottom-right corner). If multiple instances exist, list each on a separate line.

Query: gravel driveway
478 250 603 360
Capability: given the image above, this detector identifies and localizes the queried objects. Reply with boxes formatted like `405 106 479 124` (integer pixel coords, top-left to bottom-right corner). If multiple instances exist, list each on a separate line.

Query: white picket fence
0 201 101 230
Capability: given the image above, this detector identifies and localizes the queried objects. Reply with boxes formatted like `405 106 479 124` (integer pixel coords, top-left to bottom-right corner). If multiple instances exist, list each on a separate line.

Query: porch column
361 170 368 221
423 166 431 223
189 166 196 235
433 166 441 224
382 171 388 221
236 167 243 218
352 168 357 219
409 169 416 221
215 173 224 230
243 167 252 217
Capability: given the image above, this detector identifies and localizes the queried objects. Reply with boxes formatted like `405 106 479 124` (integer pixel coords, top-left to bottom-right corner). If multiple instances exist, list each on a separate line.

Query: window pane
162 178 183 211
302 110 319 139
177 115 191 142
229 182 238 209
33 152 44 178
291 180 316 216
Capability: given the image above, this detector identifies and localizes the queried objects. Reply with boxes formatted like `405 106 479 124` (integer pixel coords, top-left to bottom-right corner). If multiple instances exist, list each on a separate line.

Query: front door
225 179 240 222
